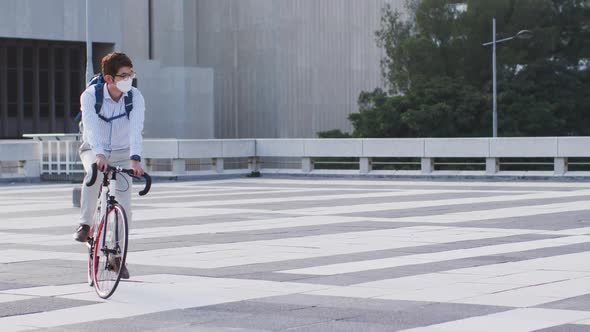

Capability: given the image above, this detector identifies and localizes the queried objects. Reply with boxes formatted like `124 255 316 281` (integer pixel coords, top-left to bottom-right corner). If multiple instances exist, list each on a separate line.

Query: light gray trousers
79 146 133 227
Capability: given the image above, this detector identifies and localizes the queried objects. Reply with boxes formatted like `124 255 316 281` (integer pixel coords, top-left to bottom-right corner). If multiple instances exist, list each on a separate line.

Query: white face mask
116 78 133 93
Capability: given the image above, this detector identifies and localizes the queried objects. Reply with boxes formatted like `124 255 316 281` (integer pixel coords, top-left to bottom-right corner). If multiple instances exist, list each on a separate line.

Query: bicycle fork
101 173 122 269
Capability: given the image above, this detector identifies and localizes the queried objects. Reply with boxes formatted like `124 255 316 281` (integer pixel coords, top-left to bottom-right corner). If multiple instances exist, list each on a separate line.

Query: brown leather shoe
73 224 90 242
107 256 130 279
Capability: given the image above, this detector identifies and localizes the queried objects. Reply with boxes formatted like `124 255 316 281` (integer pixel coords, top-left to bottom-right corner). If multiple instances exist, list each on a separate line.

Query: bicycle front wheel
92 203 129 299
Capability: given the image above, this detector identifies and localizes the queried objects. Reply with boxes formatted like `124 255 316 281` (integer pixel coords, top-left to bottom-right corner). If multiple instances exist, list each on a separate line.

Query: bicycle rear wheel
92 203 129 299
87 239 94 287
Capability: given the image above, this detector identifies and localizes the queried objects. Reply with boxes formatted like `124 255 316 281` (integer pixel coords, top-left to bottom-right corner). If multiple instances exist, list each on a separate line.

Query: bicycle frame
86 168 122 276
96 170 120 259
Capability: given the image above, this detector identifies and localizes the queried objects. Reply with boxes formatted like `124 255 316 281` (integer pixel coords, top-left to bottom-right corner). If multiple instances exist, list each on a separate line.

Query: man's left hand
130 160 145 177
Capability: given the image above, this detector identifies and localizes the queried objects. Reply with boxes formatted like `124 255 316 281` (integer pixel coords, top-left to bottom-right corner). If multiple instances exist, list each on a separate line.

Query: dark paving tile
0 296 99 318
456 210 590 231
534 324 590 332
343 302 510 330
40 309 255 332
197 300 312 314
0 259 89 286
0 281 35 291
282 320 403 332
221 272 314 282
537 294 590 311
486 243 590 260
345 195 590 219
199 313 328 331
197 294 509 332
254 294 429 312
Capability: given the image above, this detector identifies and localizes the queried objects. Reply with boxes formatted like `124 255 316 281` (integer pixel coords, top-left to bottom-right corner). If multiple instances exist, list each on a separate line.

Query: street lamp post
85 0 93 83
482 18 533 137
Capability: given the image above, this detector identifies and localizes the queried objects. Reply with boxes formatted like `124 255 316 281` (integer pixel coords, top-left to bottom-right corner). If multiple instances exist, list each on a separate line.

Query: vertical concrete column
145 159 153 173
302 157 313 173
249 157 260 172
214 158 224 174
486 158 499 175
421 158 434 174
20 160 41 178
554 157 567 176
360 157 371 174
172 159 186 176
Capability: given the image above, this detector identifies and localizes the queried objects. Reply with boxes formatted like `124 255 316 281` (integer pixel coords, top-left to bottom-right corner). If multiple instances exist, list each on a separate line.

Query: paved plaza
2 177 590 331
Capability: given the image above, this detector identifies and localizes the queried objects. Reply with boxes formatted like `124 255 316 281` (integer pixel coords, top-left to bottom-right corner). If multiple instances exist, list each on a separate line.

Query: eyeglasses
114 71 136 80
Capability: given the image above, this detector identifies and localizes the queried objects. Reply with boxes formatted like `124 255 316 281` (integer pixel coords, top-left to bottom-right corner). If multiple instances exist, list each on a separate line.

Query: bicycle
84 162 152 299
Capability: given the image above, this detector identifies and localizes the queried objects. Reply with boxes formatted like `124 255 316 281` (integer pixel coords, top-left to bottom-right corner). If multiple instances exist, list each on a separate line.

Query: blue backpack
78 74 133 123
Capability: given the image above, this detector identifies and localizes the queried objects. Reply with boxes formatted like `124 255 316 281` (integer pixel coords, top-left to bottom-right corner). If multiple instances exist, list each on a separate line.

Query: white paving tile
0 293 36 303
0 203 75 214
375 282 519 303
0 283 93 297
0 250 84 264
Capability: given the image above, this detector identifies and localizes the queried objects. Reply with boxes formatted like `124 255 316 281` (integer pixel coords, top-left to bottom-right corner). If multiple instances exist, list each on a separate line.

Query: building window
0 38 87 138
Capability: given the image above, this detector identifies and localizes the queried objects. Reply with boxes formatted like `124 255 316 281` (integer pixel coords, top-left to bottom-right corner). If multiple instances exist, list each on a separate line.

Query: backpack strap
124 90 133 119
94 83 104 116
93 83 134 122
93 83 114 122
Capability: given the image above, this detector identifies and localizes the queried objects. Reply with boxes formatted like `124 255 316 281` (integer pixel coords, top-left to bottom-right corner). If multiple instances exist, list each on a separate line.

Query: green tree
319 0 590 138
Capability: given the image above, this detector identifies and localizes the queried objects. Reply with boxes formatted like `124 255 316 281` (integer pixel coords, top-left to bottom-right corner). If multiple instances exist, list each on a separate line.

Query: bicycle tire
92 203 129 299
87 238 94 287
87 203 101 287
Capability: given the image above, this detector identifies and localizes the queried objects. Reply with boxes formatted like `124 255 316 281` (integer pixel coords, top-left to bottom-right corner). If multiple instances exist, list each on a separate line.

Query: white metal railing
22 133 84 176
4 136 590 179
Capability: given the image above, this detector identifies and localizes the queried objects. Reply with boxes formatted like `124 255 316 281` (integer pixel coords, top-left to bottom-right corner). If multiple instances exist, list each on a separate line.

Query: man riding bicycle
73 52 146 280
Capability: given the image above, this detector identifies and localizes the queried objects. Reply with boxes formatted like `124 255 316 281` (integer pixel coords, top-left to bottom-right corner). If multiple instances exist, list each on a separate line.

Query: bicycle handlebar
85 162 152 196
87 163 98 187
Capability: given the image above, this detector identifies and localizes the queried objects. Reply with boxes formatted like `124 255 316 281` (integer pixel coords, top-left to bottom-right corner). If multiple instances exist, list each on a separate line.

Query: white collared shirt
80 83 145 157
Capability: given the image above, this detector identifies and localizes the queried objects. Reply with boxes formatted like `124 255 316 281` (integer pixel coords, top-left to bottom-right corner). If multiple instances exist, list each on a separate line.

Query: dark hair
101 52 133 77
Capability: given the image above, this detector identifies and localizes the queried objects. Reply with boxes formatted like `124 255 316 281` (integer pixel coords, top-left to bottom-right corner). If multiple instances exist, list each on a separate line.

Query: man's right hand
96 154 107 172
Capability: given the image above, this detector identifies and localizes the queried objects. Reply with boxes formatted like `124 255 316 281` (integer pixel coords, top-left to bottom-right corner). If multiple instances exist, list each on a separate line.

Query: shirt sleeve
129 88 145 158
81 89 106 156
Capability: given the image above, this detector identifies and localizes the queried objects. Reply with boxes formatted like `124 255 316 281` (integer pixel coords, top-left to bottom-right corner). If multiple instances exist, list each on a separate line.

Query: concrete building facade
0 0 403 139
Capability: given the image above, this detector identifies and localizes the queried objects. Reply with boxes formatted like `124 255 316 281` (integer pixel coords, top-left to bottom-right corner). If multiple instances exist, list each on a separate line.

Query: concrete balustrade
4 136 590 180
0 140 41 179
